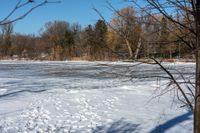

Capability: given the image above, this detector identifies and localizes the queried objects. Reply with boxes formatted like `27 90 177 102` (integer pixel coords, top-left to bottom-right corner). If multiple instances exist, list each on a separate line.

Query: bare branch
151 58 194 111
0 0 61 25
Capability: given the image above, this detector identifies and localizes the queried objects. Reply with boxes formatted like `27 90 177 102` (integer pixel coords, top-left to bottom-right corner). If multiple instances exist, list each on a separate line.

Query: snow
0 60 194 133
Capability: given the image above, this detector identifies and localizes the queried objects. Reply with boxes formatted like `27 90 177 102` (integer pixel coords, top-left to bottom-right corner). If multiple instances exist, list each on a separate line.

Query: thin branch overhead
0 0 61 25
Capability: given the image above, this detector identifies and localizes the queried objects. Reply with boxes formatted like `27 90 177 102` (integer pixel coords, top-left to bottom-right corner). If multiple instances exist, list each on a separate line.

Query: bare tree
96 0 199 132
0 23 13 56
94 3 142 60
126 0 200 132
0 0 60 59
195 1 200 133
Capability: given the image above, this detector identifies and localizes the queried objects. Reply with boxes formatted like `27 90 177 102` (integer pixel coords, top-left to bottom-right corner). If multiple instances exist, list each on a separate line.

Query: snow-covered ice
0 60 194 133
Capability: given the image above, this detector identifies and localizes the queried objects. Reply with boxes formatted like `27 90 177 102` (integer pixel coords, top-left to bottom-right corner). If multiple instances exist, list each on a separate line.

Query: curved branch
151 58 194 111
0 0 61 25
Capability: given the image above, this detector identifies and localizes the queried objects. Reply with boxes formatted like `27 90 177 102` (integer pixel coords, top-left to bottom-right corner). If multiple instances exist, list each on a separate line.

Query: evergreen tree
83 24 95 58
159 17 170 58
94 20 107 48
94 20 108 59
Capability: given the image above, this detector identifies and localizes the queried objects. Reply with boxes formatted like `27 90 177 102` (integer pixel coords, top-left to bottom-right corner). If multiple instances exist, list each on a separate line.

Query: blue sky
0 0 131 35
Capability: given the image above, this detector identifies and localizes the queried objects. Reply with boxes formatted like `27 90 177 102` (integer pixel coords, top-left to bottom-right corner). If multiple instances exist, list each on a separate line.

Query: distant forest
0 7 193 61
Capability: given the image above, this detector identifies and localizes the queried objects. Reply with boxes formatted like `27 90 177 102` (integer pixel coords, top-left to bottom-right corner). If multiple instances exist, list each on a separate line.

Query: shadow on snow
149 111 192 133
92 118 139 133
92 111 192 133
0 89 47 99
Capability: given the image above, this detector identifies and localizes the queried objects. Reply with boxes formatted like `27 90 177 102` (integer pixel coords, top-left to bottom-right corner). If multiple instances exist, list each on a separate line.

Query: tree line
0 7 193 61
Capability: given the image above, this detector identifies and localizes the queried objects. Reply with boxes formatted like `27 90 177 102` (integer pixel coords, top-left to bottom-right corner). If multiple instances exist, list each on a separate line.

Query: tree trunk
195 36 200 133
134 37 142 61
194 1 200 133
125 38 133 59
169 45 172 59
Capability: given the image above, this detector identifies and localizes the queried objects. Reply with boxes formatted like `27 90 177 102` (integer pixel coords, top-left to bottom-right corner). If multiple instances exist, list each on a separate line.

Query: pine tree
94 20 108 59
159 17 170 58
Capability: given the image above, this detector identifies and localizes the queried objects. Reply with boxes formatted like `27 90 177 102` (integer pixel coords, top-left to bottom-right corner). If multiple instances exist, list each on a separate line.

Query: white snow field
0 60 194 133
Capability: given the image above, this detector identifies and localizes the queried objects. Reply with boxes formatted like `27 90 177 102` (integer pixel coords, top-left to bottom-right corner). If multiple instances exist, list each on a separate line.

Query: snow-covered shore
0 61 194 133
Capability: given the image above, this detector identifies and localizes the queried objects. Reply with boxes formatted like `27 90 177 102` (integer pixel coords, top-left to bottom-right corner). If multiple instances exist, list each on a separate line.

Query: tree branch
0 0 61 25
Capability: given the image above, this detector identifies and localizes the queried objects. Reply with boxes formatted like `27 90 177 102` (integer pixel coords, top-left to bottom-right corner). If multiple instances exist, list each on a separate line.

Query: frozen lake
0 60 195 133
